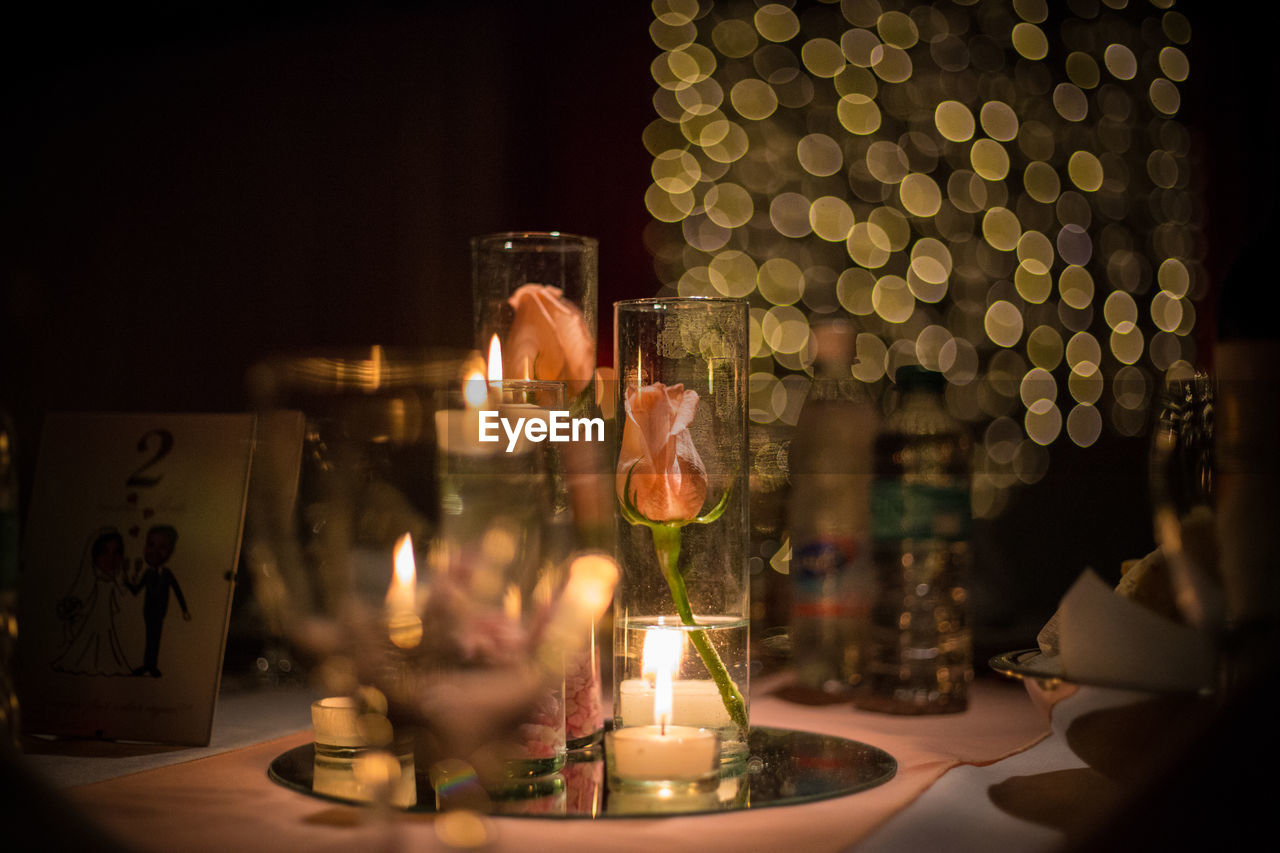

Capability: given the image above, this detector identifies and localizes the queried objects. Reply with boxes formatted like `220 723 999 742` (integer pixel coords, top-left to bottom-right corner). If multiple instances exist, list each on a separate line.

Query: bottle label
791 536 860 618
871 481 971 541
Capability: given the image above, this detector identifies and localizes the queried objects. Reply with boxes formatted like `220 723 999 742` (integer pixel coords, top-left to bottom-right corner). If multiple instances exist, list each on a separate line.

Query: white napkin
1041 568 1214 692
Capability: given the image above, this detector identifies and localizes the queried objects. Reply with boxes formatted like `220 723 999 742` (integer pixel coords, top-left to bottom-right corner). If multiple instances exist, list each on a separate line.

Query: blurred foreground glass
612 298 750 764
244 349 610 798
474 233 610 747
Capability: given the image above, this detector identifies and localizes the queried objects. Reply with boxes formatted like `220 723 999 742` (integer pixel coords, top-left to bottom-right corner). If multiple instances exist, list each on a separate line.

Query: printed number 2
127 429 174 487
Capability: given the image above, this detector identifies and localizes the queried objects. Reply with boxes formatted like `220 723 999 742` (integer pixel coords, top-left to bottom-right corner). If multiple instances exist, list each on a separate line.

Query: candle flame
503 583 521 622
487 335 503 383
392 533 415 588
386 533 422 649
563 554 618 618
462 369 487 409
642 629 683 730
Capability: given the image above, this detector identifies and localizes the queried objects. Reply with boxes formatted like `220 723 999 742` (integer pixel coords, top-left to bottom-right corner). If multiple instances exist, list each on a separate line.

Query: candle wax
617 679 733 730
434 408 499 457
608 725 718 781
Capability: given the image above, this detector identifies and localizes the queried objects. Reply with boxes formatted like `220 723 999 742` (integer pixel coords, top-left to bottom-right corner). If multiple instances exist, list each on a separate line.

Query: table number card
18 413 257 746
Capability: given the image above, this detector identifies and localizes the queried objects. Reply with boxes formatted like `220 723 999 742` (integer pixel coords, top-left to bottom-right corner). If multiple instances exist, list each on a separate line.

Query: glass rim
496 378 568 391
471 231 598 250
614 296 748 309
248 346 474 394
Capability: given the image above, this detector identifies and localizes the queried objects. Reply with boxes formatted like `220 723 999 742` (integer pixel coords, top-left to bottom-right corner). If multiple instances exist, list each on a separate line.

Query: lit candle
385 533 422 649
487 334 504 384
434 367 498 456
311 696 364 750
616 679 733 730
607 627 719 785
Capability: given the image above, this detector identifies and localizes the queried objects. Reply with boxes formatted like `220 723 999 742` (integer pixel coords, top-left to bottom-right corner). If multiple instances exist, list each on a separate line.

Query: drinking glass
244 348 589 800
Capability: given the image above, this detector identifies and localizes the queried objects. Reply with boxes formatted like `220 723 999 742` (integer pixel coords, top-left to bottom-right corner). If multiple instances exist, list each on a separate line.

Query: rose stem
649 524 749 736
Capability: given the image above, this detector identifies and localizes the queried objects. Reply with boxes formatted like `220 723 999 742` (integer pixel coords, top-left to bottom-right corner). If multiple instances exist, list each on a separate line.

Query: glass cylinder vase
471 231 598 412
473 232 610 748
612 297 750 763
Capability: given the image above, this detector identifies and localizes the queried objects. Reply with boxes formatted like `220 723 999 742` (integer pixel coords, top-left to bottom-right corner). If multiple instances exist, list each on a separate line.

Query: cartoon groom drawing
126 524 191 677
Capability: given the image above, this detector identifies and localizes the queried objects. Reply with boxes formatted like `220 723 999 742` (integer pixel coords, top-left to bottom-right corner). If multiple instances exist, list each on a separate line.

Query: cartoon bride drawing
52 527 134 676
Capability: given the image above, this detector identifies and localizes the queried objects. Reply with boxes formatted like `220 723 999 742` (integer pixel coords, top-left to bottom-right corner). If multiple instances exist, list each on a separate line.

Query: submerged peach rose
616 383 708 522
505 284 595 396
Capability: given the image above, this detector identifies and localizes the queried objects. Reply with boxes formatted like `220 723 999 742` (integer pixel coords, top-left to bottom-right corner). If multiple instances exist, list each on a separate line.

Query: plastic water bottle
788 321 878 694
858 365 973 714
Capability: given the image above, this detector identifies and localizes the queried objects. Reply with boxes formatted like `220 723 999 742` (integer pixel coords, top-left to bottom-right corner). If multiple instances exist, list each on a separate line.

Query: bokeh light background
643 0 1201 519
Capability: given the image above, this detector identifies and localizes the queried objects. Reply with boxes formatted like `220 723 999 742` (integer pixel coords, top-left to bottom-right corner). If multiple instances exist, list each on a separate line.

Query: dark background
2 0 1274 656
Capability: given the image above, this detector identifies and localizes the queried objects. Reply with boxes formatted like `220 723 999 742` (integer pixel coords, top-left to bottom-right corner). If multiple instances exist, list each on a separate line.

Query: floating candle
607 627 719 788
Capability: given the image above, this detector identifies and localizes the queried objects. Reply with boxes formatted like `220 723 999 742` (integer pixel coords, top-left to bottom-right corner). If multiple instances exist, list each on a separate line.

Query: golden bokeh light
935 100 975 142
970 138 1010 181
840 27 880 68
711 18 757 58
872 274 915 324
1159 46 1189 82
648 0 1200 511
1027 325 1064 370
980 101 1020 142
645 182 695 223
1012 23 1049 61
758 257 805 306
870 44 913 83
1103 44 1138 80
1066 403 1103 447
761 305 809 353
984 300 1024 348
797 133 843 176
867 140 910 184
770 192 813 238
1067 150 1104 192
1157 257 1189 297
703 182 754 229
837 267 876 316
1053 83 1089 122
877 11 918 49
982 207 1022 252
754 4 799 44
1069 362 1104 405
1066 51 1101 89
846 221 892 268
900 172 942 217
652 0 697 27
1025 401 1062 446
730 78 777 120
837 93 883 134
1149 78 1181 115
809 196 856 242
801 37 846 78
709 250 758 299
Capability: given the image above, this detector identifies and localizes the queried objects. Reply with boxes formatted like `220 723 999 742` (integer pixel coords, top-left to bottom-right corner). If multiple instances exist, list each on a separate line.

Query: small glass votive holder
311 697 417 808
604 725 721 794
312 696 364 757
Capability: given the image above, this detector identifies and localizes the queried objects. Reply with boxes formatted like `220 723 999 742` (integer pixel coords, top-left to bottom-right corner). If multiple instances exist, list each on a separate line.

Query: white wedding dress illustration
53 530 133 676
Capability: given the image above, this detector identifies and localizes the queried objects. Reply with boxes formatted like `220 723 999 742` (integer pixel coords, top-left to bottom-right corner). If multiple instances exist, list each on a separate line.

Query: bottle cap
894 364 946 392
811 319 858 367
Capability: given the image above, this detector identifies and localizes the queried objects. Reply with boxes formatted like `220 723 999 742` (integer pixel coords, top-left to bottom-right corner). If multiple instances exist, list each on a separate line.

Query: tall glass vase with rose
471 232 609 751
612 298 749 763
